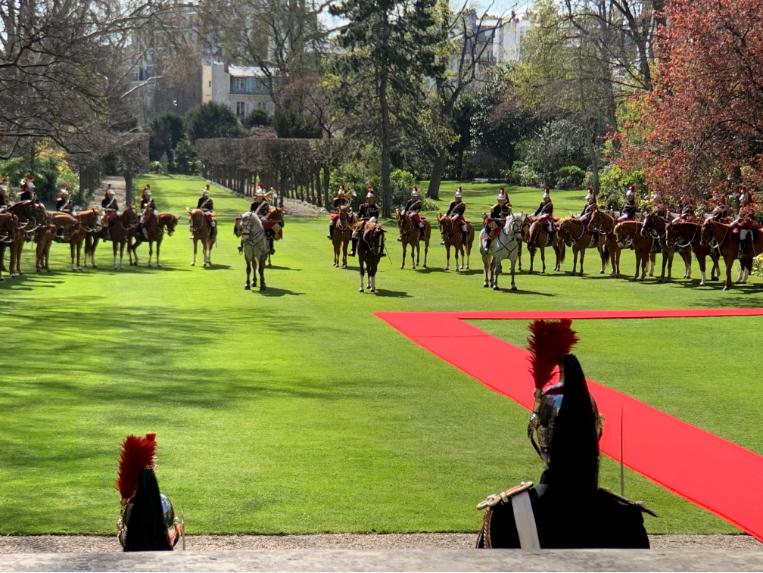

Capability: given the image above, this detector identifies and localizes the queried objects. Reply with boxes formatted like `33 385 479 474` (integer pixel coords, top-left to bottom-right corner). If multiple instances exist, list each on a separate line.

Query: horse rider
19 176 36 202
197 184 217 240
711 193 731 222
482 189 511 249
476 319 652 549
250 188 276 254
139 187 157 240
100 186 119 240
651 191 670 219
328 185 353 240
445 187 468 245
404 187 425 239
676 203 697 223
578 187 597 224
349 188 384 257
0 179 8 212
56 187 74 213
533 187 555 233
618 184 638 222
730 184 759 253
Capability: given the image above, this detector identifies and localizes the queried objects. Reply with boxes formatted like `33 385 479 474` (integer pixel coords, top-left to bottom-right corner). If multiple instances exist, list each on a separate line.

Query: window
236 102 246 117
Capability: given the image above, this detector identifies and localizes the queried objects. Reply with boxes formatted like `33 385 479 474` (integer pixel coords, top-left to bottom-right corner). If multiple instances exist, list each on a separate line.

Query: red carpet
376 309 763 541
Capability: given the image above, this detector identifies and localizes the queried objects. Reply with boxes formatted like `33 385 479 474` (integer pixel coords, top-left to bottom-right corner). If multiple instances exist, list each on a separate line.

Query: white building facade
202 62 276 119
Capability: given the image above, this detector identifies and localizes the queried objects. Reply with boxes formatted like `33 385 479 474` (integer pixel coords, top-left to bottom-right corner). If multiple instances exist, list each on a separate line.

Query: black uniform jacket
447 201 466 217
333 197 350 209
19 190 34 202
358 202 380 219
622 199 637 216
197 196 214 211
580 202 596 217
141 198 156 210
250 200 269 215
404 198 422 212
490 203 511 220
56 199 72 211
102 197 119 210
535 200 554 217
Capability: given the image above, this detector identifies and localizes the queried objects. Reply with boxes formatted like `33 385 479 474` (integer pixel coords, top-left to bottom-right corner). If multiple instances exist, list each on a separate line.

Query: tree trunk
125 173 135 205
379 12 392 219
427 152 447 200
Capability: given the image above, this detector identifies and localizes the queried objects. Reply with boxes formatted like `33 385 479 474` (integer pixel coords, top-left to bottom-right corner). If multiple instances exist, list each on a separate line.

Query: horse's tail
557 234 566 263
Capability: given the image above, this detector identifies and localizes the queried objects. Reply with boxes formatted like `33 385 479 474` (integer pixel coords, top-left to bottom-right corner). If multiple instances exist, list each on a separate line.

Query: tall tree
619 0 763 202
330 0 443 217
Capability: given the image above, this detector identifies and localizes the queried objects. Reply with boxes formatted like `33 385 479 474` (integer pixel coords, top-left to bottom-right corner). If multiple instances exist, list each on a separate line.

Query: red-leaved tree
619 0 763 206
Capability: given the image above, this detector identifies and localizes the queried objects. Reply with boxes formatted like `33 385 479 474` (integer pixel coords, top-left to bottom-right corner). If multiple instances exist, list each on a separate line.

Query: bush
173 138 198 175
557 165 586 189
594 165 647 209
243 109 270 129
149 161 166 174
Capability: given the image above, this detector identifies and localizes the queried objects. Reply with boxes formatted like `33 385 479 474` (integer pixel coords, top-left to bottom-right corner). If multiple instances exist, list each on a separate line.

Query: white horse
234 211 270 291
480 213 524 291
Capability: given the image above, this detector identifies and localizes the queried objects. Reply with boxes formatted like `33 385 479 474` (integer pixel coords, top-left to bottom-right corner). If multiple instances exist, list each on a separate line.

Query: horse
395 209 430 270
131 212 177 268
700 219 762 290
0 212 20 280
332 205 354 269
358 221 385 293
437 214 474 271
187 208 214 267
586 209 621 277
49 211 85 271
666 220 720 286
480 213 524 290
34 223 57 273
526 217 565 273
613 221 655 281
7 201 47 238
104 206 140 270
234 211 269 290
641 213 693 282
264 206 284 267
557 218 607 276
75 208 103 269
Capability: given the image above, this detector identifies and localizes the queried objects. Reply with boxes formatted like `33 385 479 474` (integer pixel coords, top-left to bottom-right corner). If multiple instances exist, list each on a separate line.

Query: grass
0 174 760 536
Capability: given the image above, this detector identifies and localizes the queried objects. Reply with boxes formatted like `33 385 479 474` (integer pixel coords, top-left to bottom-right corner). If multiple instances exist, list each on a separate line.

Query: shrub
557 165 586 189
149 161 166 174
243 109 270 129
594 165 647 209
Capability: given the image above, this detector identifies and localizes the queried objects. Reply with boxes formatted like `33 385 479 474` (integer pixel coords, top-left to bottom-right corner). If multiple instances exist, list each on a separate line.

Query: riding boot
462 231 468 245
349 237 358 256
268 237 275 254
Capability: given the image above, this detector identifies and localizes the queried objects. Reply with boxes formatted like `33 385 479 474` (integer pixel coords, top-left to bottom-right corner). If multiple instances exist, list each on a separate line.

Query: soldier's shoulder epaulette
600 488 657 517
476 481 533 510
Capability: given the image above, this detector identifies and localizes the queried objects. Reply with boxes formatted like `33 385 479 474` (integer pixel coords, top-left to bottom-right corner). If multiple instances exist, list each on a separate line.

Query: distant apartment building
202 61 277 119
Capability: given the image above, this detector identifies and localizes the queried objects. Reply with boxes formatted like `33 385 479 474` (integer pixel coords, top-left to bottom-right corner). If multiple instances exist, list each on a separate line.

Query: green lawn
0 174 760 536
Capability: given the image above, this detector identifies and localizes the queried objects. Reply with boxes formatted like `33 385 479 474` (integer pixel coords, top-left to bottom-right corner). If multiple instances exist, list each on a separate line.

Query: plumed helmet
60 189 69 197
497 191 507 202
255 189 265 198
116 433 183 551
455 190 462 198
202 190 209 197
625 188 635 199
367 192 376 200
543 187 550 198
27 179 36 190
585 191 593 201
526 320 603 490
107 189 115 197
411 188 419 197
337 188 346 196
0 183 7 193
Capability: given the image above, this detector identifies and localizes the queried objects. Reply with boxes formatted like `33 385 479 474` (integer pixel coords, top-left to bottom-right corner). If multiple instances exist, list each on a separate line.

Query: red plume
116 434 157 500
527 319 579 391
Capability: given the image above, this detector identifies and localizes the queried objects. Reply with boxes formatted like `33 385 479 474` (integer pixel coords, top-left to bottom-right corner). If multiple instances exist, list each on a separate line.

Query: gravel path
0 534 758 554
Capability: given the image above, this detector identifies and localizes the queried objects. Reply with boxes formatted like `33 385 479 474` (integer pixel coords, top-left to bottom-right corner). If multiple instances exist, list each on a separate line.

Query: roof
228 65 269 78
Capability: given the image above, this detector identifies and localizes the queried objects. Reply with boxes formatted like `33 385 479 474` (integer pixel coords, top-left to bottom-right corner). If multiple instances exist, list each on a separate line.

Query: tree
149 114 185 162
186 102 243 142
619 0 763 203
330 0 444 217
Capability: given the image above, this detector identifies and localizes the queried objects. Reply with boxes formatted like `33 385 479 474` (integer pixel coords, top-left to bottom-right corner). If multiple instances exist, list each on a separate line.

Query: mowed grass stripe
0 174 758 535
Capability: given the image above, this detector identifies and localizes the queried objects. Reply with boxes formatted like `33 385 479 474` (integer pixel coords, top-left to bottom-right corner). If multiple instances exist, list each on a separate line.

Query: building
202 62 277 119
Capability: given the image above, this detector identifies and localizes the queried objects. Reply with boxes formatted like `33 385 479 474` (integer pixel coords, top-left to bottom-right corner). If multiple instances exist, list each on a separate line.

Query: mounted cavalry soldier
482 189 512 249
100 186 119 240
349 187 384 257
711 192 731 222
328 185 354 241
116 433 184 552
533 187 555 233
250 187 276 254
476 319 652 549
19 176 36 202
618 184 638 222
197 185 217 240
446 187 468 245
404 187 425 239
677 203 698 223
139 188 157 240
730 184 759 254
651 191 670 219
56 187 74 213
578 187 597 224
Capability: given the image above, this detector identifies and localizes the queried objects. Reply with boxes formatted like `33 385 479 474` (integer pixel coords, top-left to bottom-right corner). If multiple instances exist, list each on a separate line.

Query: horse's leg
482 253 489 287
342 239 348 269
696 251 707 285
445 244 450 271
723 255 734 290
518 242 523 271
423 237 429 268
492 259 500 290
245 259 251 289
70 241 76 271
579 248 586 276
400 242 406 270
156 239 162 268
682 250 692 279
192 238 197 266
359 258 365 292
411 242 417 270
259 256 266 290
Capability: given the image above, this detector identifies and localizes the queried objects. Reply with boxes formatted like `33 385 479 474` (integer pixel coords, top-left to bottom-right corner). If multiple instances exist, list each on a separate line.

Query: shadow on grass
372 288 411 298
259 286 305 297
266 265 301 271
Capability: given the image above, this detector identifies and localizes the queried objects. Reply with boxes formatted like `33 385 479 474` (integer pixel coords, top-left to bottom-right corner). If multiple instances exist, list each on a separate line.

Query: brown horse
358 222 385 293
187 208 214 267
395 210 430 270
557 218 607 276
666 221 720 286
75 209 103 269
526 218 564 273
586 209 621 277
0 212 20 280
265 206 284 267
700 219 761 290
437 214 474 271
131 211 177 268
105 207 140 270
614 221 655 280
7 201 48 271
332 205 354 269
34 223 57 273
49 211 85 271
641 213 693 282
